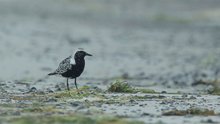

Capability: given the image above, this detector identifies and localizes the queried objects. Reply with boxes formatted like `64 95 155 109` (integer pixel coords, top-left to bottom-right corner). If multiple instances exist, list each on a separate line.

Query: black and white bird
48 50 92 92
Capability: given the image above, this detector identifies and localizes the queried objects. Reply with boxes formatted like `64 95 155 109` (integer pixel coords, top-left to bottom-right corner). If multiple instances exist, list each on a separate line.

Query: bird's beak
86 53 92 56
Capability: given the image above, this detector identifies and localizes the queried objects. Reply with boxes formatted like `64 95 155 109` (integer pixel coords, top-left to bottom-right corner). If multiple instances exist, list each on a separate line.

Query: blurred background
0 0 220 90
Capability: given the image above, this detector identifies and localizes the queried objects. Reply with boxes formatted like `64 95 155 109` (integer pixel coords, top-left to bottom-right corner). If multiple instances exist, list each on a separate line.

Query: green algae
108 80 134 93
192 79 220 95
8 115 95 124
7 115 144 124
208 80 220 95
136 88 156 94
22 106 59 113
163 108 216 116
107 80 156 93
52 87 92 99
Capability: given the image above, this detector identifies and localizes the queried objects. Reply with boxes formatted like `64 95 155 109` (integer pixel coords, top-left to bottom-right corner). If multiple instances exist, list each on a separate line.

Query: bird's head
74 50 92 59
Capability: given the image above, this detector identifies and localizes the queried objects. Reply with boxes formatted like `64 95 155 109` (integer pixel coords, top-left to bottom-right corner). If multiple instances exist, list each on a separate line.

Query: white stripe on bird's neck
70 55 75 65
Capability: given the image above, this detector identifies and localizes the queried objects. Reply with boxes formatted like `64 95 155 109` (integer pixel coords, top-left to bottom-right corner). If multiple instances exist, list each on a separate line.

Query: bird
48 50 92 92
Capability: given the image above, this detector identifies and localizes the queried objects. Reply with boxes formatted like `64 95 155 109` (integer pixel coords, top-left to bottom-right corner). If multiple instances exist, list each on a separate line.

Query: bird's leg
74 78 80 94
66 78 70 91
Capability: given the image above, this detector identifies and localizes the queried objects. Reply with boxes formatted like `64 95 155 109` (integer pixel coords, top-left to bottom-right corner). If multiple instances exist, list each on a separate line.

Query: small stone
160 101 166 104
141 113 150 116
29 87 37 92
139 104 144 106
129 99 135 103
158 95 166 99
161 91 167 94
47 98 57 102
201 119 216 123
46 88 54 93
70 101 82 107
206 119 215 123
206 85 214 94
189 96 196 99
37 91 45 95
197 94 202 97
55 85 62 91
182 94 188 98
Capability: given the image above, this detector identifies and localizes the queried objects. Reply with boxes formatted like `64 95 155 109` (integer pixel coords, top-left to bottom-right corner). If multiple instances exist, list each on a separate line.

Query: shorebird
48 50 92 92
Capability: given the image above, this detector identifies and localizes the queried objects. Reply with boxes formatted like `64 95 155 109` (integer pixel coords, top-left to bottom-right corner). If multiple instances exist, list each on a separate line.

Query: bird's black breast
61 64 85 78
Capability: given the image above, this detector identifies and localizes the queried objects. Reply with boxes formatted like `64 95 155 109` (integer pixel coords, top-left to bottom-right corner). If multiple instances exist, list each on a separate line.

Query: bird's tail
48 72 57 76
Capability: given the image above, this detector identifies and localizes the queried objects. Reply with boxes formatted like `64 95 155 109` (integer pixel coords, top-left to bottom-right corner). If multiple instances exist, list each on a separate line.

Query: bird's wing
54 56 72 74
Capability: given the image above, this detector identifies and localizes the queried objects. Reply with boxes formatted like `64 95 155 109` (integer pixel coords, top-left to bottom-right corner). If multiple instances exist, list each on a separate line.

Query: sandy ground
0 0 220 124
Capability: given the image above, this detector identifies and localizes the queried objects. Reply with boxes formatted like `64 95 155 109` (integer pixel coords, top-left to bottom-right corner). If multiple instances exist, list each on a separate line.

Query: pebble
158 95 166 99
141 113 150 116
189 96 196 99
46 88 54 93
29 87 37 92
201 119 216 123
160 101 166 104
182 94 188 98
129 99 135 103
46 98 57 102
161 91 167 94
55 85 62 91
70 101 82 107
197 94 202 97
